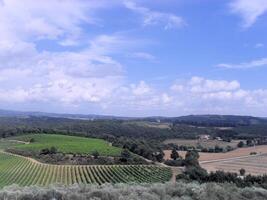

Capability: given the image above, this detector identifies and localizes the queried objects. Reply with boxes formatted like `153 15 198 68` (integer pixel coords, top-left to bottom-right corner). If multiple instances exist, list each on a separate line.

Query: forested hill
0 109 133 120
171 115 267 127
0 115 266 140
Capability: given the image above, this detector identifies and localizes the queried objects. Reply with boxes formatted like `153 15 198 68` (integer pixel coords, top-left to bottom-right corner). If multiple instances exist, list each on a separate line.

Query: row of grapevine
0 152 172 187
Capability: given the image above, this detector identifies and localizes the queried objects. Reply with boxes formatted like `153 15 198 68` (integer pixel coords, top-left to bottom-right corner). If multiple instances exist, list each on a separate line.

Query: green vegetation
11 134 121 156
1 182 267 200
0 152 172 187
0 115 267 163
176 150 267 190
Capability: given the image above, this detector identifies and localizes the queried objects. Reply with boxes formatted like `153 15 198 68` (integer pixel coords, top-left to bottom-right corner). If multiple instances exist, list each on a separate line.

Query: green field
10 134 121 156
0 152 172 187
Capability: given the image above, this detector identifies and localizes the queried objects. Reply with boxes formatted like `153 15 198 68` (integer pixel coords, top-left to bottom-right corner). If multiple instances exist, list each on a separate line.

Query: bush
120 149 131 162
40 148 50 155
184 150 199 167
170 148 179 160
29 138 35 143
92 151 100 159
164 159 183 166
183 166 208 181
237 141 245 148
240 168 246 176
1 182 266 200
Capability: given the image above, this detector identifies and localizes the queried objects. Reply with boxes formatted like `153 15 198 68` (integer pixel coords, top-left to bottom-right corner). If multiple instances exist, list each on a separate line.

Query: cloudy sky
0 0 267 117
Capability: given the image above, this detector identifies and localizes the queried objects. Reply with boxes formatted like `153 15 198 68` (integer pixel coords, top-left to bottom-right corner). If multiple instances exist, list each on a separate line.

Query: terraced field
0 152 172 187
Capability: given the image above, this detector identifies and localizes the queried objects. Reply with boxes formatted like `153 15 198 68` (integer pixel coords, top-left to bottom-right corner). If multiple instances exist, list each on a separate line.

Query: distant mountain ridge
0 109 266 126
0 109 132 120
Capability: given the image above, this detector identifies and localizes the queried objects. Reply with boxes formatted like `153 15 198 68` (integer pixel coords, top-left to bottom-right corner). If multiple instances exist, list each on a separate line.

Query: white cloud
217 57 267 69
129 52 156 61
124 1 185 29
230 0 267 28
0 0 266 116
188 76 240 93
255 43 264 48
0 0 101 45
131 81 152 96
170 84 184 92
166 77 267 116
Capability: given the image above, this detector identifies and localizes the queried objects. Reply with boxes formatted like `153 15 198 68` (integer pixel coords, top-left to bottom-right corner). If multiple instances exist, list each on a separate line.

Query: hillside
172 115 267 127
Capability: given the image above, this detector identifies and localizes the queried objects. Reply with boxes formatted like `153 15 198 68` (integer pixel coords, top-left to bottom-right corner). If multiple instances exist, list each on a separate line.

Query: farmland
165 145 267 175
10 134 122 156
201 154 267 175
165 145 267 161
0 152 172 187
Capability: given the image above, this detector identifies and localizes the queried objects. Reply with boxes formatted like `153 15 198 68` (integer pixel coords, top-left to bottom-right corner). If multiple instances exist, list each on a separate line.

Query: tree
120 149 131 162
92 151 99 159
155 151 164 163
240 168 246 176
184 150 199 167
29 138 35 143
40 148 50 155
50 146 57 154
171 149 179 160
237 141 245 148
246 139 253 146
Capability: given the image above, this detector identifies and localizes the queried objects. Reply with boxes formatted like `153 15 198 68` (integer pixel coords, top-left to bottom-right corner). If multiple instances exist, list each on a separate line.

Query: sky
0 0 267 117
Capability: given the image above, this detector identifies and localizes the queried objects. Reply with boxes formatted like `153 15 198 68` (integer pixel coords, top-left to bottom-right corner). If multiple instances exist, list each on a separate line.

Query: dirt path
170 167 183 183
5 139 30 145
1 150 44 165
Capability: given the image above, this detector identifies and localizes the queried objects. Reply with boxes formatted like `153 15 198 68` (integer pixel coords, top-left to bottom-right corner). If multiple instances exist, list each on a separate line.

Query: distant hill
0 109 266 127
172 115 267 127
0 109 133 120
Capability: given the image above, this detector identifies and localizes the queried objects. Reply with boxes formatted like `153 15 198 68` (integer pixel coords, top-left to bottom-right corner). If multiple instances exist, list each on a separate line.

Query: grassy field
124 121 171 129
164 139 243 149
0 152 172 187
9 134 122 156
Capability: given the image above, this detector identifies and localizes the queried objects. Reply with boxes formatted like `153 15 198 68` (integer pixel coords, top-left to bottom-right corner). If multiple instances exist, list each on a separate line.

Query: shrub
240 168 246 176
170 148 179 160
184 150 199 167
50 146 57 154
92 151 100 159
237 141 245 148
29 138 35 143
164 159 183 166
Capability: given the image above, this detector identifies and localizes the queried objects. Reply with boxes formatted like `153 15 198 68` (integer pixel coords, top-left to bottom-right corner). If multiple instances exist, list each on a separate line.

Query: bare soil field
164 145 267 161
164 139 243 149
201 154 267 175
164 145 267 175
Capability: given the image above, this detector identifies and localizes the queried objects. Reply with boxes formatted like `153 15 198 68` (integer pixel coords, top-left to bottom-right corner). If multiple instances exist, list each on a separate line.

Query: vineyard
0 152 172 187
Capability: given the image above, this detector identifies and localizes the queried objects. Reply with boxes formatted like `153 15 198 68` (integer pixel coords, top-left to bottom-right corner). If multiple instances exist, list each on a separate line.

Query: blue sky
0 0 267 116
